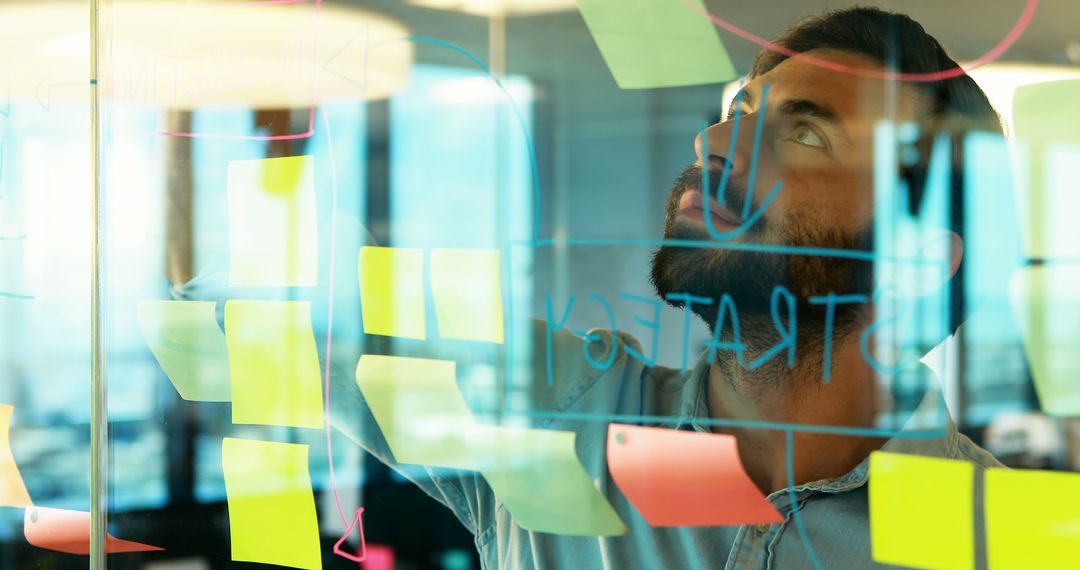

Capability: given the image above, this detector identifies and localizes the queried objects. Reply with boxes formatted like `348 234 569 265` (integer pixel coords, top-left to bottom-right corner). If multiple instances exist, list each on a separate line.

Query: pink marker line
682 0 1039 82
318 105 367 562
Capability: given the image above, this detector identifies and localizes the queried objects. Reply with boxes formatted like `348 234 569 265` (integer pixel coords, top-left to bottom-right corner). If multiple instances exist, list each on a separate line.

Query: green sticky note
985 467 1080 569
430 249 504 343
576 0 737 89
355 355 478 470
225 300 324 429
1012 80 1080 259
228 155 318 287
869 451 974 570
137 300 231 402
222 438 321 570
1009 266 1080 416
359 246 426 339
470 425 627 536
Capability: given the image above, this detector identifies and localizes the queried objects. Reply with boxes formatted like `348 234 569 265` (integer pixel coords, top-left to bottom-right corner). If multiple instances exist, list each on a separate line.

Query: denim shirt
329 324 1002 570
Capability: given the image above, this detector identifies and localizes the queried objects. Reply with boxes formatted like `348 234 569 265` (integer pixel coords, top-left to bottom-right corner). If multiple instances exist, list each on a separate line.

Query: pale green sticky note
430 249 504 343
222 437 321 570
228 155 318 287
576 0 737 89
985 467 1080 569
137 300 231 402
355 355 477 470
359 246 426 339
1009 266 1080 416
1013 80 1080 259
869 451 974 570
470 425 627 536
225 300 324 429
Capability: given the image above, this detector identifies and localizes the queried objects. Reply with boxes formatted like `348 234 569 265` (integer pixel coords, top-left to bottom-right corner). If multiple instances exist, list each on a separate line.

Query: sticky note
23 507 164 555
359 246 425 339
1012 79 1080 259
469 425 626 536
576 0 737 89
430 249 504 343
869 451 974 570
605 424 781 526
1009 266 1080 416
1 405 32 507
227 155 318 287
355 355 477 470
222 438 321 569
225 300 324 429
137 300 231 402
985 467 1080 568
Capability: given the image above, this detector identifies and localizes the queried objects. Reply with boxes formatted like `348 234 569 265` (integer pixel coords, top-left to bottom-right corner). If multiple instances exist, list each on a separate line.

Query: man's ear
900 229 963 297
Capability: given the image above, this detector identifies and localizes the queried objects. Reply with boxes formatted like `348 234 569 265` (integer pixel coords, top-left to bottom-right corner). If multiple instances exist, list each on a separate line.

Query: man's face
651 49 925 330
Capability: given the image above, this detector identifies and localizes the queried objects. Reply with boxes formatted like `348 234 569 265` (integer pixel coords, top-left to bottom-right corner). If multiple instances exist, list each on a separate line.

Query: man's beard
650 164 874 374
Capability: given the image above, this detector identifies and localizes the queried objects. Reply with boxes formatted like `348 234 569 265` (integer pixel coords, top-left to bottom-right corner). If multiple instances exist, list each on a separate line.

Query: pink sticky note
23 507 165 555
606 423 782 527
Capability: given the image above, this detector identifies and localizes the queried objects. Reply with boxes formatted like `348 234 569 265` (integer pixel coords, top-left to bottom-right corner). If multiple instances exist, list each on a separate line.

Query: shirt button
755 523 771 534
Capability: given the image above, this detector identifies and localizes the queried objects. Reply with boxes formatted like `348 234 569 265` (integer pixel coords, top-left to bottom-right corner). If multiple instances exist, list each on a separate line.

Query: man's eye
789 124 826 148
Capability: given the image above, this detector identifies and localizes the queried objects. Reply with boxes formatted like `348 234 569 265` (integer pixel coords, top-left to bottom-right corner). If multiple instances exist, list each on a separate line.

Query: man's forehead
743 49 925 123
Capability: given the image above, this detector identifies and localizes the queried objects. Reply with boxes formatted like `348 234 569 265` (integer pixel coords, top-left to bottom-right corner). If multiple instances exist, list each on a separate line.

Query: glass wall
2 0 1079 568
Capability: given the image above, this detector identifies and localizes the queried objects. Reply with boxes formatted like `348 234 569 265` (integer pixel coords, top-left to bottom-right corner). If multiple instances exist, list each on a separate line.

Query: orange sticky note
23 507 164 555
605 424 781 526
1 405 32 507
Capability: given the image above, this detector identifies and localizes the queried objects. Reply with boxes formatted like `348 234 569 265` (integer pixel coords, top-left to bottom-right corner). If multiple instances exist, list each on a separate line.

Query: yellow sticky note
137 300 231 402
1009 266 1080 416
359 246 425 339
430 249 504 343
1 405 33 507
225 300 324 429
576 0 737 89
869 451 974 570
222 438 321 570
470 425 626 536
228 155 318 287
355 355 477 470
985 467 1080 568
1013 80 1080 259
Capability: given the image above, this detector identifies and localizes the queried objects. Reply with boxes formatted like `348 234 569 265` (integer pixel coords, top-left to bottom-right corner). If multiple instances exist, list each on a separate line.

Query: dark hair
749 6 1004 337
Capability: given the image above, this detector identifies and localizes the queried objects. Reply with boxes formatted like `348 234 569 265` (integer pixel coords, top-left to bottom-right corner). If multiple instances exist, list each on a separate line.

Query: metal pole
89 0 109 567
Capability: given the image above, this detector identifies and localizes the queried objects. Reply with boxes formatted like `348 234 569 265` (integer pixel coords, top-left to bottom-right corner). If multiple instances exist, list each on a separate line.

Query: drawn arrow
322 25 369 91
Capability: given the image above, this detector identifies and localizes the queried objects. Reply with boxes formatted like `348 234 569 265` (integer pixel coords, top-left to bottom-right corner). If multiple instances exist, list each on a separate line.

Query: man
332 6 1003 569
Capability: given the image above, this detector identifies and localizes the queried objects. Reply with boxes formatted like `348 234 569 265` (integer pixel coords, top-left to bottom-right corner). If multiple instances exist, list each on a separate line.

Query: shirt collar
670 349 962 494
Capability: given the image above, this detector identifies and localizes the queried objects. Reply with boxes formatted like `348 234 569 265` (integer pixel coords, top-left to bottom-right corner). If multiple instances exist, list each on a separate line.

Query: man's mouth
677 190 744 232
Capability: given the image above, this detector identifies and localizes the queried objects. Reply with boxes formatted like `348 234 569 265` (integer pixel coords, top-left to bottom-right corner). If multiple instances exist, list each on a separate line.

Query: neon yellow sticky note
359 246 425 339
869 451 974 570
1 405 33 507
227 155 318 287
576 0 737 89
137 300 230 402
430 249 504 343
470 425 626 536
355 355 477 470
985 467 1080 568
222 438 321 570
1009 266 1080 416
1013 80 1080 259
225 300 324 429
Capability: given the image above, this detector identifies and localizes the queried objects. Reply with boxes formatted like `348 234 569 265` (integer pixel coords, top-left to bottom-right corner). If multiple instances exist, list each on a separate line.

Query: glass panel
1 0 1079 568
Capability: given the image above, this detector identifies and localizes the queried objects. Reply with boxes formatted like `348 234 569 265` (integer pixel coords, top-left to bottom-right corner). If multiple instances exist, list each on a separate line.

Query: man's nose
693 119 750 178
